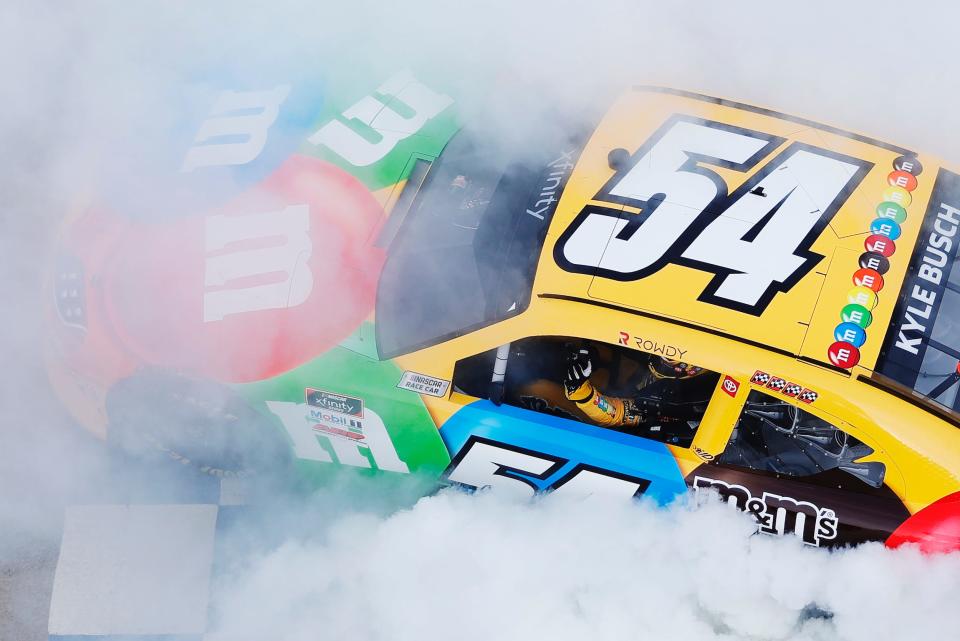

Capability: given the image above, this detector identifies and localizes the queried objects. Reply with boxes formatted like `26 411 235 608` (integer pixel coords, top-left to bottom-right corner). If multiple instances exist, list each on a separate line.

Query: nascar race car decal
46 80 960 552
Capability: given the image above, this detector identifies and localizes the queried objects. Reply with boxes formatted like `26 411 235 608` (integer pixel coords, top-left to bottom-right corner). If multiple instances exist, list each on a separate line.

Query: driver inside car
562 345 718 443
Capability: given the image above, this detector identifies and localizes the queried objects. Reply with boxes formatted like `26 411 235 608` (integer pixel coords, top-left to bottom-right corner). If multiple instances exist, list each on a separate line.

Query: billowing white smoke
4 1 960 640
208 490 960 641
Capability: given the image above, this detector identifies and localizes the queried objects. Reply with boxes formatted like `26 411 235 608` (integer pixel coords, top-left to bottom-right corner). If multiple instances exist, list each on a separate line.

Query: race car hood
537 88 960 400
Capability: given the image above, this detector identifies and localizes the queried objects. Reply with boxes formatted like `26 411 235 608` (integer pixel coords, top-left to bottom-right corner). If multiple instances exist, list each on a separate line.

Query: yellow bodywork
399 88 960 515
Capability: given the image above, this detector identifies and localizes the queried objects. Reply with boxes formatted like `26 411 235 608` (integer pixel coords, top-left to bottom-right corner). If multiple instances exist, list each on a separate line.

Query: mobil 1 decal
878 168 960 388
555 114 872 314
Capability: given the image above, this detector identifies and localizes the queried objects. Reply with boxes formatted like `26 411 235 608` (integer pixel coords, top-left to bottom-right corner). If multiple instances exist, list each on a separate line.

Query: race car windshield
376 125 586 358
880 266 960 412
877 168 960 414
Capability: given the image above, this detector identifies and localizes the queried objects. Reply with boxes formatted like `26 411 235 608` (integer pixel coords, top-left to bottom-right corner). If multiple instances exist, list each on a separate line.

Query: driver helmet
649 357 704 379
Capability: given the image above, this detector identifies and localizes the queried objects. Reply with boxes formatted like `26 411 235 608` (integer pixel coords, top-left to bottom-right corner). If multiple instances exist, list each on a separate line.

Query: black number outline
555 116 874 315
443 435 567 493
547 462 652 498
556 115 784 286
594 114 786 209
683 143 873 313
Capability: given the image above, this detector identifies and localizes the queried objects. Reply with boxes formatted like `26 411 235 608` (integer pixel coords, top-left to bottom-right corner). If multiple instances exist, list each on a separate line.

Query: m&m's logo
828 154 922 369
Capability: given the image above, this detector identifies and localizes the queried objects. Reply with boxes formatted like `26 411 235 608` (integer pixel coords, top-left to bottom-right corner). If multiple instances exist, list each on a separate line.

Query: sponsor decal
859 250 891 274
693 447 715 461
852 268 884 291
266 401 409 473
888 170 918 192
305 388 363 418
693 476 839 546
864 234 896 256
869 218 901 241
720 375 740 398
594 395 614 417
846 285 879 309
829 155 924 369
634 336 686 360
834 322 867 348
750 370 817 403
618 331 687 359
765 377 787 392
875 202 907 225
882 185 912 207
828 341 860 368
308 409 365 445
893 154 923 176
525 150 577 221
841 302 873 328
397 371 450 397
782 382 803 398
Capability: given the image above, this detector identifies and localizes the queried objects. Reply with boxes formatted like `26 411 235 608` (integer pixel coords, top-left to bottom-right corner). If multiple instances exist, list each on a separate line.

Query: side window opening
452 336 722 447
451 347 497 399
718 390 885 487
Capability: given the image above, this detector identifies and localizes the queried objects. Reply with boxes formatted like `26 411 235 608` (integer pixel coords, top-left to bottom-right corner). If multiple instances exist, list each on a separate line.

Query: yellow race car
47 76 960 552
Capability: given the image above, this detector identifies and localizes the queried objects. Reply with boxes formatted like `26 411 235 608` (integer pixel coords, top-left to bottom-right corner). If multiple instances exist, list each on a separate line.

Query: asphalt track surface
0 404 107 641
0 538 57 641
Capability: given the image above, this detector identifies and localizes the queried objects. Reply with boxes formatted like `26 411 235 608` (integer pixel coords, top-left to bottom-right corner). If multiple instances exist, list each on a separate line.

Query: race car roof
537 88 960 395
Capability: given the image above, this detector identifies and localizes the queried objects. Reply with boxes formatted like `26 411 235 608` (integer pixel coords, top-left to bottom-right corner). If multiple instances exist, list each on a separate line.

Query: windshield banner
879 167 960 390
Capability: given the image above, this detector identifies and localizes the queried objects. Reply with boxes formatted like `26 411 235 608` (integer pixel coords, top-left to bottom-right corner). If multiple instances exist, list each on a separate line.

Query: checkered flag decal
750 370 817 403
765 377 787 392
783 383 803 397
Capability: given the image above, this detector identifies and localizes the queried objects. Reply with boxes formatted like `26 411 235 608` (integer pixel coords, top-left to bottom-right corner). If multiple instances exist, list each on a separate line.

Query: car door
440 334 742 505
691 387 910 547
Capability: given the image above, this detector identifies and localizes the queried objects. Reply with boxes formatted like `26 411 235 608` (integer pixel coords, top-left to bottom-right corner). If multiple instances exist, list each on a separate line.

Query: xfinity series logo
526 150 576 221
305 388 364 418
693 476 838 546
